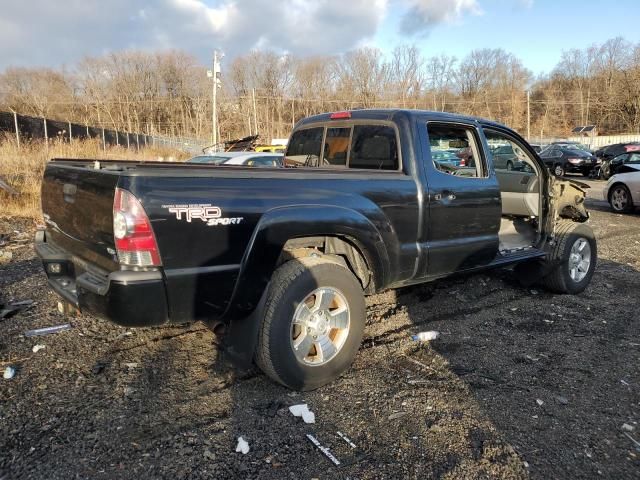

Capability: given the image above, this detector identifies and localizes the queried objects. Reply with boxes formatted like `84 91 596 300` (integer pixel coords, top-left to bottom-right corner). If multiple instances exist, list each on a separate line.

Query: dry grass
0 136 190 219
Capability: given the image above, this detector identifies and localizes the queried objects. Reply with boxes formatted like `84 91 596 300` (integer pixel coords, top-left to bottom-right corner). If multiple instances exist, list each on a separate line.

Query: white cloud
0 0 386 69
0 0 528 69
399 0 483 35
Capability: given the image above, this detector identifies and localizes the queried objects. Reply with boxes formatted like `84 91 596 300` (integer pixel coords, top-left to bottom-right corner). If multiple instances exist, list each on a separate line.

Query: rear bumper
35 230 169 327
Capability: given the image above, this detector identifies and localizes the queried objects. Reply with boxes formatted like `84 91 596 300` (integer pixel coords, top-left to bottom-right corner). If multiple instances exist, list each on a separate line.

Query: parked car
594 142 640 163
490 144 526 170
529 143 543 153
551 141 592 153
36 109 595 390
432 150 462 168
603 164 640 213
539 145 597 177
600 151 640 180
188 152 283 167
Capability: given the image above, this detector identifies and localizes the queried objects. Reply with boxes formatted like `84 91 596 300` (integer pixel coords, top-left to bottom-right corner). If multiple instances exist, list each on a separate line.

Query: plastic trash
32 344 46 353
411 331 440 341
289 404 316 424
302 410 316 424
3 366 16 379
235 436 250 454
24 323 72 337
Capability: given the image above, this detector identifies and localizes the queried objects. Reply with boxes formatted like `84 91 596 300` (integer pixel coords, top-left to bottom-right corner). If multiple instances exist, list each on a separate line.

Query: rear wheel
255 257 366 390
609 184 633 213
553 164 565 177
541 221 596 294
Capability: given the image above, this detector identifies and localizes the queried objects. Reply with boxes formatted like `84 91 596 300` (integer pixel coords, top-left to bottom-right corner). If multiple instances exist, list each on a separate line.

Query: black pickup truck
36 109 596 390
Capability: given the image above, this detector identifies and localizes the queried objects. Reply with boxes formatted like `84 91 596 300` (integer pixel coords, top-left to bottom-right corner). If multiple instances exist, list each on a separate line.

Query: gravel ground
1 180 639 479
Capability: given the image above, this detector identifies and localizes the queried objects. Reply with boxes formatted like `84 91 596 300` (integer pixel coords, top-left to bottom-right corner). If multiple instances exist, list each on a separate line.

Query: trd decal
163 204 243 226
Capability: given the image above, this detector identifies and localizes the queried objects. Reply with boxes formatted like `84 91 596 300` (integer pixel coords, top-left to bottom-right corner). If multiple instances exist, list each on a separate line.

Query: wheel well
277 236 375 293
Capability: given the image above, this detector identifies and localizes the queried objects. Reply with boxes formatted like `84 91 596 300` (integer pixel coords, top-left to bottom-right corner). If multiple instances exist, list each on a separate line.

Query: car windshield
187 155 233 164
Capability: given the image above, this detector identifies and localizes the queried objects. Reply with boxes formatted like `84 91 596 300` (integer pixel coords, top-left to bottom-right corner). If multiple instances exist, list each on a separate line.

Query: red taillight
460 158 466 166
330 111 351 120
113 188 161 267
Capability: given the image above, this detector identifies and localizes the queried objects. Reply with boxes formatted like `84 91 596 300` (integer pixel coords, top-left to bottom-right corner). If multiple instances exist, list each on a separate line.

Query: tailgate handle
63 184 77 204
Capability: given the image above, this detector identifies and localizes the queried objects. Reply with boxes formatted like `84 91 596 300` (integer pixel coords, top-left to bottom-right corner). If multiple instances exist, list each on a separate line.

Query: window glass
484 129 538 173
247 156 279 167
323 128 350 167
285 127 323 167
349 125 399 170
427 123 483 177
613 153 629 164
626 153 640 164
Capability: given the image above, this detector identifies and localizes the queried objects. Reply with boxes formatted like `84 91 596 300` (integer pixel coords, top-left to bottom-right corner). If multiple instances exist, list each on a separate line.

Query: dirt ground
1 179 639 479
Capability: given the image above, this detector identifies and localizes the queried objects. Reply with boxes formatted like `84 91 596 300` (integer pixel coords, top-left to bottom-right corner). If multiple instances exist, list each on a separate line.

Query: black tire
255 257 366 390
609 184 634 213
541 221 597 294
553 164 565 177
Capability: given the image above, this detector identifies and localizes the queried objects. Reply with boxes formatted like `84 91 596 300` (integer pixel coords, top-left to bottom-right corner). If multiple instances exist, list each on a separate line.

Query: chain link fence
0 111 208 154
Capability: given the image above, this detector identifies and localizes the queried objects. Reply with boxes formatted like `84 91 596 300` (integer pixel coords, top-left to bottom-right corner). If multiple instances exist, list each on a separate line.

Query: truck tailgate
41 162 120 272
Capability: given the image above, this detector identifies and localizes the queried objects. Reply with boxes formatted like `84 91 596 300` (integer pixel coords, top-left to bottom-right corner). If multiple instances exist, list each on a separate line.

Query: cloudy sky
2 0 639 74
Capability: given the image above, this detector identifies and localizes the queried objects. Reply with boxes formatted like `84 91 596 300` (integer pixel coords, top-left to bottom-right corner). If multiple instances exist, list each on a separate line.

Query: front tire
541 221 597 294
553 164 565 177
609 184 634 213
255 257 366 390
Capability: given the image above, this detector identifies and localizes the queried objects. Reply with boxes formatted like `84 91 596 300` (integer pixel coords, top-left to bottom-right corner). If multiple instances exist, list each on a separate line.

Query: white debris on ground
3 366 16 379
289 404 316 424
235 437 250 454
32 344 46 353
411 331 440 341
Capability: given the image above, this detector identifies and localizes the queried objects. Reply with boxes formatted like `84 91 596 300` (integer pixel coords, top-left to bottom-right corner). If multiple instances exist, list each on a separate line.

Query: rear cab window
285 122 400 171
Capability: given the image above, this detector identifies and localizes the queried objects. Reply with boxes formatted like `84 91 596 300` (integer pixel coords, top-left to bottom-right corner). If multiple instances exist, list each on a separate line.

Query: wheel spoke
294 303 313 325
315 335 337 363
293 333 314 361
314 288 335 311
577 240 587 252
328 307 349 330
570 267 577 280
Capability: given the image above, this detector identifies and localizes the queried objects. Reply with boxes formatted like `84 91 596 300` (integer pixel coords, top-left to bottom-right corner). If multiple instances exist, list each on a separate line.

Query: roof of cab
295 109 507 130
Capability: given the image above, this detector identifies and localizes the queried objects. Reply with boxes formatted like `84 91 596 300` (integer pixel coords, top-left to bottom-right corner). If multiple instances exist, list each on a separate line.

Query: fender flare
222 204 390 320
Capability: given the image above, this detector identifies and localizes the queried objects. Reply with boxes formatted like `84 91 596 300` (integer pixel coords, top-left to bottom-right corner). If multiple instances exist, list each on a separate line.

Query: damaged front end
546 177 590 233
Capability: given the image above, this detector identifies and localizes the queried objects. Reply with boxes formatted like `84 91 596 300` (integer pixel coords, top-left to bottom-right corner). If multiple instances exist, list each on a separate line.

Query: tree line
1 37 639 144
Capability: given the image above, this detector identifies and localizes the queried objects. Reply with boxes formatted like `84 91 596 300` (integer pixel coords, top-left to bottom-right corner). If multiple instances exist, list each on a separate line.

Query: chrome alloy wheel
568 238 591 282
290 287 350 366
611 187 629 211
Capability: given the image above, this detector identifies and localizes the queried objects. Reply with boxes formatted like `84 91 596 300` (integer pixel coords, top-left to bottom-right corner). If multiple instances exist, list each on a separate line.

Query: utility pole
252 88 258 136
526 90 531 141
208 50 222 148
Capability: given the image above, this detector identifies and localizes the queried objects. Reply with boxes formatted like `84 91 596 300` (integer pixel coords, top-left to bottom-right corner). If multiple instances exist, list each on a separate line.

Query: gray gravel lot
1 179 639 479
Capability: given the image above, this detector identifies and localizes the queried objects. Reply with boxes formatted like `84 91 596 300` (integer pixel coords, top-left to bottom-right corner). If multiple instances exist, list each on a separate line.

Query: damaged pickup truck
36 110 596 390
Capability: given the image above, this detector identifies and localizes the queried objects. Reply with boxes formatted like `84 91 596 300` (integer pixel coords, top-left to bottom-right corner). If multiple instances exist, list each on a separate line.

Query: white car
603 165 640 213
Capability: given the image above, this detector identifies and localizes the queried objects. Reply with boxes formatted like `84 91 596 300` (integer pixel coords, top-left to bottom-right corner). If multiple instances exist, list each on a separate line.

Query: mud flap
220 284 269 369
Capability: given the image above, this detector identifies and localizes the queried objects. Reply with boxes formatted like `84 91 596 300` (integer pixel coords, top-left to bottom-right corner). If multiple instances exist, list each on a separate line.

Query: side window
247 157 277 167
613 153 629 164
349 125 399 170
284 127 323 167
324 128 350 167
626 153 640 164
427 123 483 178
484 129 538 174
